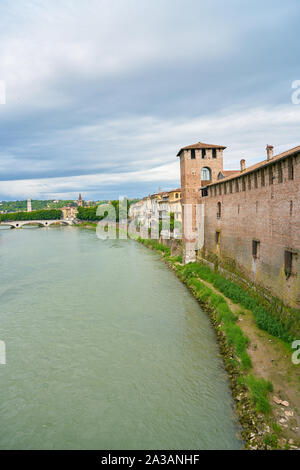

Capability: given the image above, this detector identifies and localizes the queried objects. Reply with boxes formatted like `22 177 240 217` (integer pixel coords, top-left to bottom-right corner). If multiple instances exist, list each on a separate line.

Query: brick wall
179 147 224 262
202 153 300 308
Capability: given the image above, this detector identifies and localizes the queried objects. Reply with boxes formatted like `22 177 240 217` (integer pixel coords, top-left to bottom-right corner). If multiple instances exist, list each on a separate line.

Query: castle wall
202 153 300 308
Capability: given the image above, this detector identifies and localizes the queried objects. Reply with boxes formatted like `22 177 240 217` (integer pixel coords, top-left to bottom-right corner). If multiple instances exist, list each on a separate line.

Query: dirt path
200 278 300 449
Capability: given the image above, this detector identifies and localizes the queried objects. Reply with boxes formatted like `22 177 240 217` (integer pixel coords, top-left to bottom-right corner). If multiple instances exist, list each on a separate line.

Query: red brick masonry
179 142 300 309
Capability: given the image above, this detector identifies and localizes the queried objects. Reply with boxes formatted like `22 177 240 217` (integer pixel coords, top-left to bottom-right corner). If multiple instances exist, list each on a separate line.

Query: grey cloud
0 0 299 198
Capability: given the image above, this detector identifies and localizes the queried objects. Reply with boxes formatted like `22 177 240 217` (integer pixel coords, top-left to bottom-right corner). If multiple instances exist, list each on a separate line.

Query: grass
77 221 97 228
243 374 273 414
136 237 277 427
183 275 252 370
264 433 278 448
169 254 182 264
137 237 171 256
179 263 298 344
271 421 282 435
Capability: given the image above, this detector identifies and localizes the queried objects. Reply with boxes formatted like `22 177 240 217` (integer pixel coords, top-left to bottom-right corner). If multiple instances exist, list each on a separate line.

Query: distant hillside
0 198 140 214
0 200 76 212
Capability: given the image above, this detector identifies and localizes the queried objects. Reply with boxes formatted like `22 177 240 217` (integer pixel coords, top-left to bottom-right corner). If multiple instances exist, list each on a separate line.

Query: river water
0 226 241 449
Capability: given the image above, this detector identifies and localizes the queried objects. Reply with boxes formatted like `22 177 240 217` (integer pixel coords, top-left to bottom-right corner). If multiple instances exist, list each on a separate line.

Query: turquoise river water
0 226 242 449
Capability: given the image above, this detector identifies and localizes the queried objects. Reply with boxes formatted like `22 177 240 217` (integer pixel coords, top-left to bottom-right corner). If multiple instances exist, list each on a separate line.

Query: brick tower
177 141 226 263
78 193 83 207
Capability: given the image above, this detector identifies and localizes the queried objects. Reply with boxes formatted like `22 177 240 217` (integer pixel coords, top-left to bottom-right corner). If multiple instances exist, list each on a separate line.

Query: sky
0 0 300 200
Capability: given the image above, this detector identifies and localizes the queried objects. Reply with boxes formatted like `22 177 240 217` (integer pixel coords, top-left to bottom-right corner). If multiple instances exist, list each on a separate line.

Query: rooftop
207 145 300 186
219 170 240 178
177 141 226 156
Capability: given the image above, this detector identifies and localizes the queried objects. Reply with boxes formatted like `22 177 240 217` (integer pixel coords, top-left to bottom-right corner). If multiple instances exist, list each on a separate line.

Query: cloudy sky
0 0 299 200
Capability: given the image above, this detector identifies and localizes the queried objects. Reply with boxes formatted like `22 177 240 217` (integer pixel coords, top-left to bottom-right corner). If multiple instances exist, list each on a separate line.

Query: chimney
240 159 246 171
266 145 274 160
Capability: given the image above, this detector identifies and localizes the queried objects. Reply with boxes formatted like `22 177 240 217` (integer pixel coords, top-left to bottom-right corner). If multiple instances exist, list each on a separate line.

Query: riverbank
136 237 300 450
75 222 300 449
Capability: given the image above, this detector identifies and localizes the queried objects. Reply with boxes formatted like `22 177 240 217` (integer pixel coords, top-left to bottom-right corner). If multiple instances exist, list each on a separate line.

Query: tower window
217 202 221 219
212 148 217 158
201 167 211 181
284 250 295 278
252 240 260 259
202 149 206 159
288 159 294 180
269 166 274 185
216 231 221 244
191 149 196 159
278 162 283 183
219 185 222 195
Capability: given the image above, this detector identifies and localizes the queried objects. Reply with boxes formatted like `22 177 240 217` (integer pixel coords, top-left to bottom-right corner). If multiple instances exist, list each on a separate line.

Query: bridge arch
0 219 73 229
46 220 72 227
19 221 45 228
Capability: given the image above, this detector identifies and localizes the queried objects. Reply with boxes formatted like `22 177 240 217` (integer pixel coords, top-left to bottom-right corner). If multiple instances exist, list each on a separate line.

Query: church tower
177 141 226 263
27 198 32 212
78 193 83 207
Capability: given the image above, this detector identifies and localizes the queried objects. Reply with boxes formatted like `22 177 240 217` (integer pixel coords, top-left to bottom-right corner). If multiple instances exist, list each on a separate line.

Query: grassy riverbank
74 224 299 449
136 237 300 450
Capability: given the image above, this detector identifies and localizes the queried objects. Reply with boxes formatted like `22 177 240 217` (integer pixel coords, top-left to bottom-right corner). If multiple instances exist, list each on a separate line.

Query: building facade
128 200 145 221
129 189 182 231
61 205 78 220
168 189 182 222
178 141 300 309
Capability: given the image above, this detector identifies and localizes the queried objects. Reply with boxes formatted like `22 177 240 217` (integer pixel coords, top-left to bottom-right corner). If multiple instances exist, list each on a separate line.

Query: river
0 226 242 449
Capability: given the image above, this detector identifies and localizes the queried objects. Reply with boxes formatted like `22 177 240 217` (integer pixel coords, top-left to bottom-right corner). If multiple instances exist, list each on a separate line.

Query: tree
0 209 62 222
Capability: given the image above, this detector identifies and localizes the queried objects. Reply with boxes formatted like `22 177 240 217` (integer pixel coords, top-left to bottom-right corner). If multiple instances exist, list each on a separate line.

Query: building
157 192 170 219
168 188 182 222
27 198 32 212
128 200 145 221
78 193 83 207
129 189 182 230
61 205 78 220
178 140 300 308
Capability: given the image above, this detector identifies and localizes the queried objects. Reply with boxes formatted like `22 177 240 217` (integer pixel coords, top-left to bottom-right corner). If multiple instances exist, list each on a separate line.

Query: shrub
181 263 296 343
0 209 62 221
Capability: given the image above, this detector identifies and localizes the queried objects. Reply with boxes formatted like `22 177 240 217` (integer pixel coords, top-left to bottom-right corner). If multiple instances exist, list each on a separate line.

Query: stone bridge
0 219 74 229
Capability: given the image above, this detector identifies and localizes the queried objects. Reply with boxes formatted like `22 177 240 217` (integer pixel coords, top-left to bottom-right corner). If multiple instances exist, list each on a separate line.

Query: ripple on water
0 228 242 449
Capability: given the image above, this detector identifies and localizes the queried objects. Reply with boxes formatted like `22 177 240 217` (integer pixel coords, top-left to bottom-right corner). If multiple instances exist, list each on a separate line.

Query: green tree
0 209 62 222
